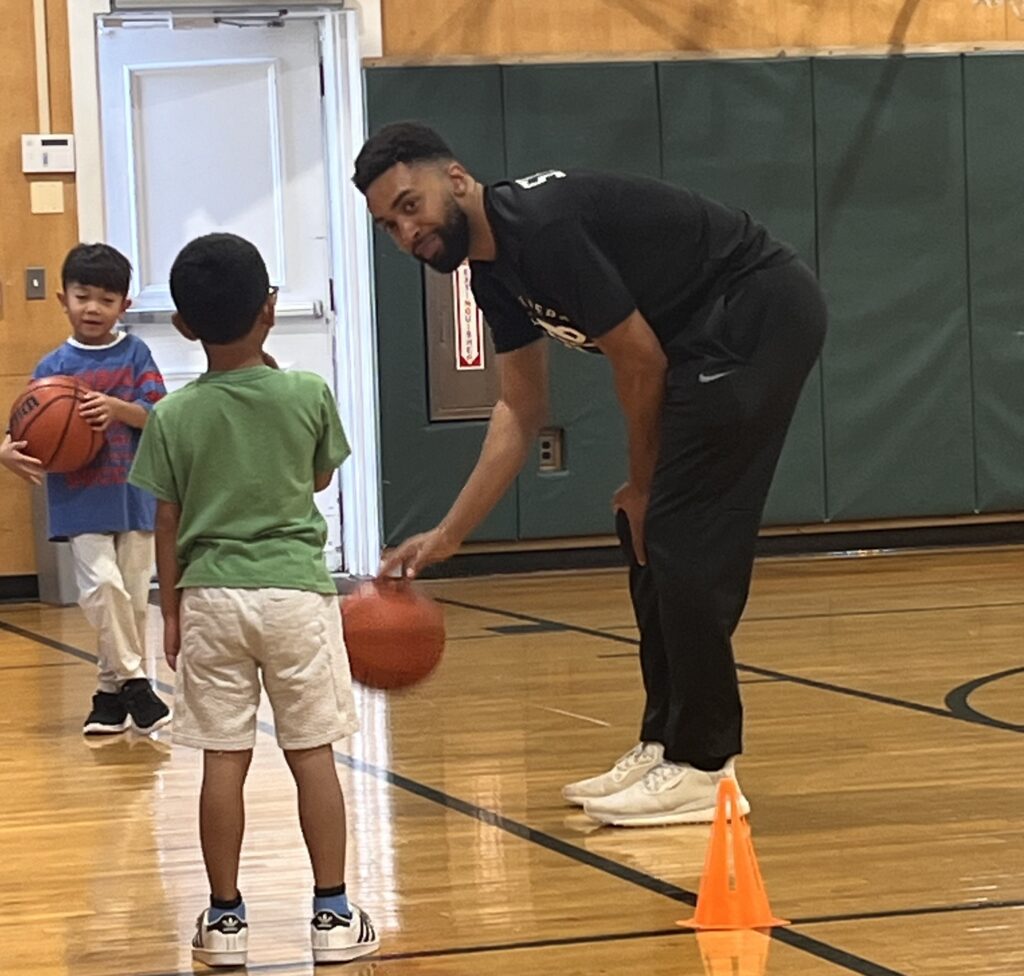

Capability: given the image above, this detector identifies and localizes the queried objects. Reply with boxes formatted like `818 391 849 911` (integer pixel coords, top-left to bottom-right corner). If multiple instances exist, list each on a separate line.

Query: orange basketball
8 376 105 474
341 580 445 690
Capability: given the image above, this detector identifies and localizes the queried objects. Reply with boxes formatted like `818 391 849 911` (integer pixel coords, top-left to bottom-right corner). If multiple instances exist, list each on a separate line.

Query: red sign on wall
453 262 485 371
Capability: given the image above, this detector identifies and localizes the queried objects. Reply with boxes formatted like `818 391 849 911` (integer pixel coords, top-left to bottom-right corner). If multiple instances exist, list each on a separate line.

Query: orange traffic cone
696 929 772 976
679 778 788 930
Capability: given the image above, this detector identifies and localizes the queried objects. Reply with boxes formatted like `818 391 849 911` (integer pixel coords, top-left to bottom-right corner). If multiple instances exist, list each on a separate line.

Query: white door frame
67 0 383 577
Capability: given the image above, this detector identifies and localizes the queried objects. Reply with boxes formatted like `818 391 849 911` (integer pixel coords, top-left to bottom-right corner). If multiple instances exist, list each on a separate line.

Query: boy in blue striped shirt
1 243 170 736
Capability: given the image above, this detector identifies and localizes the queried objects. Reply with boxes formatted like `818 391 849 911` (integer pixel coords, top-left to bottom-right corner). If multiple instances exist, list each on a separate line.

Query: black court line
580 599 1024 629
594 655 782 689
379 926 689 960
9 609 1024 964
3 615 990 976
0 618 100 665
138 925 698 976
112 895 1024 976
133 966 309 976
487 621 570 635
738 662 1024 733
745 599 1024 623
318 733 908 975
0 660 80 671
944 667 1024 733
794 896 1024 926
436 597 1024 735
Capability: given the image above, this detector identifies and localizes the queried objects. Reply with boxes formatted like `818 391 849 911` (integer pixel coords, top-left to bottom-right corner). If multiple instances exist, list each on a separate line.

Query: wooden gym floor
0 545 1022 975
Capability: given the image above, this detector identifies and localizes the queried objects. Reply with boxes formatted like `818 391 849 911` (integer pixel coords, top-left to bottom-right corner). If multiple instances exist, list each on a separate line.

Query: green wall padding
365 53 1021 546
659 59 825 525
964 54 1024 512
659 60 816 260
814 56 975 520
501 64 660 538
364 67 516 543
501 63 662 177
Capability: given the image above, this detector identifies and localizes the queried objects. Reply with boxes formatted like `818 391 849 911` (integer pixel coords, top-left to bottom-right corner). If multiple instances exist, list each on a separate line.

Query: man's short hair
170 233 270 345
61 243 132 296
352 121 455 194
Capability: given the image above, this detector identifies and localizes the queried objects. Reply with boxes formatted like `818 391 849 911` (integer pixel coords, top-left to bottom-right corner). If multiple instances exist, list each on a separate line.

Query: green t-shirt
128 366 349 594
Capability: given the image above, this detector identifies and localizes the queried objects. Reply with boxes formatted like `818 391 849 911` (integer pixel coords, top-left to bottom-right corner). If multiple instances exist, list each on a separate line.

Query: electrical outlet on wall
538 428 565 472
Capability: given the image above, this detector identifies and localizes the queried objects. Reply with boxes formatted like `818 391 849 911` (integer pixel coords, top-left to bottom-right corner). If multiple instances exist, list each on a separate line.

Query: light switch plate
26 268 46 301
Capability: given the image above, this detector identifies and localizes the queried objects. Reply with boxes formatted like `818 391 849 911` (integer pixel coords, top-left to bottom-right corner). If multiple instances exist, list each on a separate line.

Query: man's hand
0 434 43 485
378 526 460 579
595 312 665 570
163 613 181 672
613 481 649 566
79 391 119 431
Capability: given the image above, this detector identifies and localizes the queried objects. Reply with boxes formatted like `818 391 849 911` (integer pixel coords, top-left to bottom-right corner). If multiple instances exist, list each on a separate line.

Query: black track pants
617 260 827 768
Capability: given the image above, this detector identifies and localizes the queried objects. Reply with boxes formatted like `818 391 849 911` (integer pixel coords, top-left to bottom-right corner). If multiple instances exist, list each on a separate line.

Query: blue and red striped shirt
34 331 166 539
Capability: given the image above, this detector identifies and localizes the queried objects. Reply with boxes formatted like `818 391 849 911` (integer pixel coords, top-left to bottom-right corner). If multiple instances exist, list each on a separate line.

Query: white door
97 15 344 568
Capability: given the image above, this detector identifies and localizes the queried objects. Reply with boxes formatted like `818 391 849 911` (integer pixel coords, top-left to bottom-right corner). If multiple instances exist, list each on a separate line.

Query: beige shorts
173 587 359 751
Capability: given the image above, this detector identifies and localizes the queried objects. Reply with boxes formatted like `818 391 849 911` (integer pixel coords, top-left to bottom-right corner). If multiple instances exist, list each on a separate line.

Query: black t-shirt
470 169 796 355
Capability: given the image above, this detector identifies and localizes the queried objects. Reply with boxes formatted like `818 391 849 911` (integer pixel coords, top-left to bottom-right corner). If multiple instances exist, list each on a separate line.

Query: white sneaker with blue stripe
192 907 248 967
311 903 380 963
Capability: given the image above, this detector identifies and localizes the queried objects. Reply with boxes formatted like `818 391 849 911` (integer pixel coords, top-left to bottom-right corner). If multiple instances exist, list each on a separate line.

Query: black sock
314 882 347 898
211 892 243 911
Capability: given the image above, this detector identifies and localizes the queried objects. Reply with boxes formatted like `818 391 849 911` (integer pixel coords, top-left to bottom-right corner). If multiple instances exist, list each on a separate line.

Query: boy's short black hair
352 121 455 194
61 243 132 296
169 233 270 345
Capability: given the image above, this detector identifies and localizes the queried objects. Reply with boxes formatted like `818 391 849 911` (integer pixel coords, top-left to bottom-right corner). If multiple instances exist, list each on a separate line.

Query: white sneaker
191 908 248 967
583 758 750 827
311 904 380 964
562 742 664 806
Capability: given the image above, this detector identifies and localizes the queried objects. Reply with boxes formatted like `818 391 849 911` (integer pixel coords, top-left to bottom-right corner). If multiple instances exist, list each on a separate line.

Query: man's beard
421 196 470 274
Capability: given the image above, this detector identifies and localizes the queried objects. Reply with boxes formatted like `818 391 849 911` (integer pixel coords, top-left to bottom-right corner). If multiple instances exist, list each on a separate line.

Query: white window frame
68 0 383 577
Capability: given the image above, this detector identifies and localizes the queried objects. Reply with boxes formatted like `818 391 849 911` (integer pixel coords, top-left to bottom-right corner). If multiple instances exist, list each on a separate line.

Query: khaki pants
69 531 153 693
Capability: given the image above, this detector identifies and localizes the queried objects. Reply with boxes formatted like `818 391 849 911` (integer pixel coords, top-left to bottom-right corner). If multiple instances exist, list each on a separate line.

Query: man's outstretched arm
379 339 549 578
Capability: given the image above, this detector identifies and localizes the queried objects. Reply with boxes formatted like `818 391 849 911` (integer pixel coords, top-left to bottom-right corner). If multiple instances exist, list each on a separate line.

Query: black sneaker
83 691 131 736
118 678 172 734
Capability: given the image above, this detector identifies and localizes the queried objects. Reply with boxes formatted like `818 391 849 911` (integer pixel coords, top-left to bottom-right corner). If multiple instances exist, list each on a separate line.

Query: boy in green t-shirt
129 233 379 968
